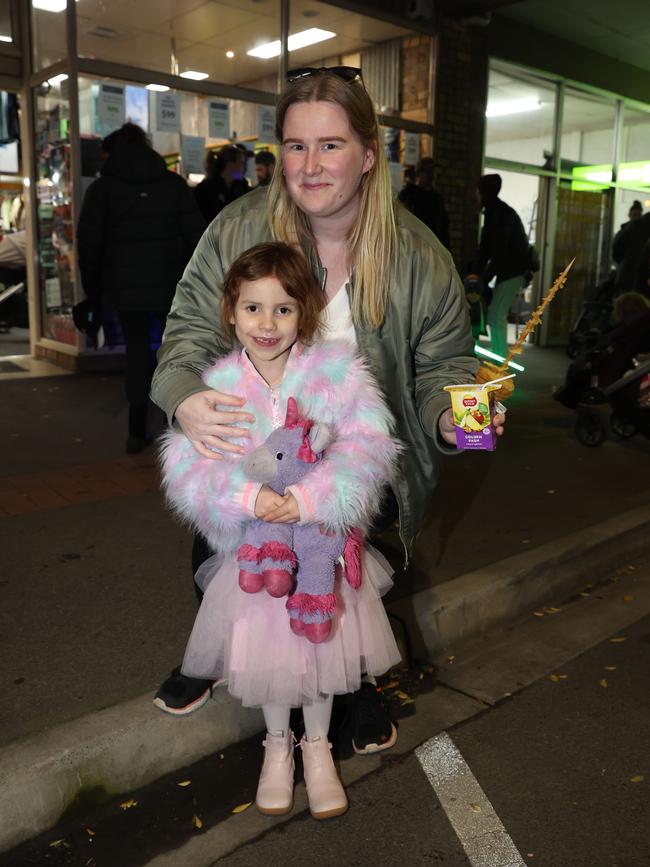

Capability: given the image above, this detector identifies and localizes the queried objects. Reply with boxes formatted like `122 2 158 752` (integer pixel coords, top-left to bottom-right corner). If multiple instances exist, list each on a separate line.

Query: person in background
613 205 650 297
469 173 530 360
150 67 506 753
398 157 450 250
194 145 250 224
77 122 205 453
255 150 276 187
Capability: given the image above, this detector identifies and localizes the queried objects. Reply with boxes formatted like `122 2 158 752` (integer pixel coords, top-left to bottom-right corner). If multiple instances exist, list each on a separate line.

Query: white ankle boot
300 735 348 820
256 730 295 815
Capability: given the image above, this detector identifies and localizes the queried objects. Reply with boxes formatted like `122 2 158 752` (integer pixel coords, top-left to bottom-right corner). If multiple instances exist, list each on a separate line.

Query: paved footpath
2 561 647 867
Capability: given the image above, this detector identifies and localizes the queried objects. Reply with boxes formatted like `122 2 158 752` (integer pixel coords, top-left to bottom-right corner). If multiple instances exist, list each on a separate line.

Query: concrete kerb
386 504 650 659
1 504 648 855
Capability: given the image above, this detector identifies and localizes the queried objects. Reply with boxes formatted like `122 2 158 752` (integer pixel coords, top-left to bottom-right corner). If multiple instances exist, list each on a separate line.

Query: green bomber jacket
151 186 479 560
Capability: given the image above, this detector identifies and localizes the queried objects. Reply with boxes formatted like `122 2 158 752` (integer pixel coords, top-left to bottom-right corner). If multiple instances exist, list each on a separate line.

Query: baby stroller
566 273 616 359
554 309 650 446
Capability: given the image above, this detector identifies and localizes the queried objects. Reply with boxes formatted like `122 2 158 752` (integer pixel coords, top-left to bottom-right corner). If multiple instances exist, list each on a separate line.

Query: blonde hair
267 73 396 329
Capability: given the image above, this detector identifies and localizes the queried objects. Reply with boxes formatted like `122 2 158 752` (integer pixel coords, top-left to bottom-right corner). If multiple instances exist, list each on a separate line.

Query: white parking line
416 732 526 867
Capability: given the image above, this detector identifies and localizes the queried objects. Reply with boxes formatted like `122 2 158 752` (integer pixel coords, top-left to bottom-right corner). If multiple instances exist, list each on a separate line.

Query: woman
151 67 505 744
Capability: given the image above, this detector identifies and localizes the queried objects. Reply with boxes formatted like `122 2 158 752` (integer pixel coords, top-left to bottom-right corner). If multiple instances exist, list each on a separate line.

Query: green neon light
474 344 525 372
571 160 650 192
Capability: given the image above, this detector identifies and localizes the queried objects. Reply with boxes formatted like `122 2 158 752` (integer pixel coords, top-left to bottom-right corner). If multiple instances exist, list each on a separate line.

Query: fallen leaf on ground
533 611 545 618
177 780 192 787
558 674 569 680
447 656 456 664
119 799 138 811
192 814 203 829
49 839 68 849
609 637 626 643
469 803 482 813
545 606 562 614
630 775 644 783
85 828 95 837
549 674 560 682
232 802 253 814
604 666 617 671
600 679 608 688
580 592 591 597
627 565 637 572
419 672 424 680
623 595 634 602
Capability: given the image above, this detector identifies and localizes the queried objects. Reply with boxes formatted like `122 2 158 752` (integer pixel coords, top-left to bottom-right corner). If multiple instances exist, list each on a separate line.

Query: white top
322 280 357 346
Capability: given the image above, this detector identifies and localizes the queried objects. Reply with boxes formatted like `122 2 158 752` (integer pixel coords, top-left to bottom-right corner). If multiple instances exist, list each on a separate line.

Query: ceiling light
486 98 542 118
0 35 11 43
247 27 335 59
226 51 235 59
47 73 68 87
146 83 170 92
180 70 209 81
32 0 77 12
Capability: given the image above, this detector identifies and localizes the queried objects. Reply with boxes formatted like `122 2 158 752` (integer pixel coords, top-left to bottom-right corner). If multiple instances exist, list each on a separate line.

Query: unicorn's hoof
289 618 305 636
239 570 264 593
263 569 293 598
303 621 332 644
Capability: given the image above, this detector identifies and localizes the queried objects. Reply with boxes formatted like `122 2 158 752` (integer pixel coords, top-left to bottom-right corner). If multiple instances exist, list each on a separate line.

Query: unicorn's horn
284 396 299 427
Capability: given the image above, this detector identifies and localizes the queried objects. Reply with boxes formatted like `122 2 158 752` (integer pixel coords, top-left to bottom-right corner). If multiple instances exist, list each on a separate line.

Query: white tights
263 694 334 741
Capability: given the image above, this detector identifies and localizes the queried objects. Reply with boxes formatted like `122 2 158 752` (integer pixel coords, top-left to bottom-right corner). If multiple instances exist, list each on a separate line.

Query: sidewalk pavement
1 343 649 852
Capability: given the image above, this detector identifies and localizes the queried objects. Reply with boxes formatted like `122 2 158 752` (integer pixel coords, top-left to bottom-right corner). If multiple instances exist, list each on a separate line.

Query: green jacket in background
152 186 478 559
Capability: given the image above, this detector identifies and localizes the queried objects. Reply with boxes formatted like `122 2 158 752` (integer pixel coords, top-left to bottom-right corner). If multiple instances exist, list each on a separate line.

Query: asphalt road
3 566 647 867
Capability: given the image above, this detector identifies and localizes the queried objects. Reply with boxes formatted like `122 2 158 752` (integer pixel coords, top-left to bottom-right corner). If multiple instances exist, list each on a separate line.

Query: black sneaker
350 682 398 755
153 666 215 715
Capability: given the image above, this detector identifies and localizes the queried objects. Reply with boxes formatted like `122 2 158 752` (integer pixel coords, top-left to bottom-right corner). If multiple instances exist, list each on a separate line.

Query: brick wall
433 18 488 272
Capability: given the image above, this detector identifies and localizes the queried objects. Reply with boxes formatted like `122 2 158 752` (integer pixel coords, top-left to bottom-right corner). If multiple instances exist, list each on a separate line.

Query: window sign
95 83 125 134
405 132 419 166
208 101 230 139
181 134 206 175
258 106 276 142
126 85 149 132
45 276 62 309
156 91 181 134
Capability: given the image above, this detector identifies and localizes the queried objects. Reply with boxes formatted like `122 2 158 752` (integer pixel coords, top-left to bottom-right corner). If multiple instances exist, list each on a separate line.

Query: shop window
560 88 617 174
31 1 67 72
0 0 12 44
485 61 556 169
76 0 281 94
34 76 77 346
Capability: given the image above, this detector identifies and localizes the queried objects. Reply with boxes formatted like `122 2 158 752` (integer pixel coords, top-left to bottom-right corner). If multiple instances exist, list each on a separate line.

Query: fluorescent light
47 73 68 87
486 98 542 118
180 70 209 81
0 35 12 42
32 0 77 11
248 28 335 59
474 344 525 372
226 51 235 59
146 83 170 92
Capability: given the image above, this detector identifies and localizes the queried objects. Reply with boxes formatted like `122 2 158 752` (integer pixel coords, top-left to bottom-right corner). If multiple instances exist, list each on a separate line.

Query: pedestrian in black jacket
470 174 530 359
397 157 450 250
77 123 206 453
193 145 250 223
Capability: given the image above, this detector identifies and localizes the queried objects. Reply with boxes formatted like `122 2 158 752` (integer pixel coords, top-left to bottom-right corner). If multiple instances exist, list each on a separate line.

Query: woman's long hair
267 73 396 329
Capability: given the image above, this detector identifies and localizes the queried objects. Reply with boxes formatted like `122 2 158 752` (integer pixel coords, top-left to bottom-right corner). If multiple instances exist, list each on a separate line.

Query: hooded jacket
77 142 205 313
151 187 478 559
475 196 531 284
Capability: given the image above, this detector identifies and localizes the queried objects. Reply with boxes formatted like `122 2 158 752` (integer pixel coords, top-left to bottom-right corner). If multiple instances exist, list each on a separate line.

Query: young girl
161 242 401 820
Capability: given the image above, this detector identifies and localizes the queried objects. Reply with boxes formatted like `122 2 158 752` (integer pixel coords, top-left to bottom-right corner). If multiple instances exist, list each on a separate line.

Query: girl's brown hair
222 242 325 343
266 71 396 329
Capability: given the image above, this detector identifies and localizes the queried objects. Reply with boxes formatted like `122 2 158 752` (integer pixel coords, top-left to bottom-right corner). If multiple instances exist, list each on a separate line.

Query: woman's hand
175 390 255 460
254 486 286 519
261 492 301 524
438 407 507 446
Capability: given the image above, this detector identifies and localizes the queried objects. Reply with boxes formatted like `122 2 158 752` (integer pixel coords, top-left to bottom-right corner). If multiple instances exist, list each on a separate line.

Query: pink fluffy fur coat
160 340 400 554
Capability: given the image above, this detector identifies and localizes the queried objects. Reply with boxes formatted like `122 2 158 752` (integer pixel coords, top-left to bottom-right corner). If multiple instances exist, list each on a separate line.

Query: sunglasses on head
286 66 363 84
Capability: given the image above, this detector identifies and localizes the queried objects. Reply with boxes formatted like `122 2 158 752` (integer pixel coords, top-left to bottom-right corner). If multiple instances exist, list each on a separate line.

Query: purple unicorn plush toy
237 397 360 644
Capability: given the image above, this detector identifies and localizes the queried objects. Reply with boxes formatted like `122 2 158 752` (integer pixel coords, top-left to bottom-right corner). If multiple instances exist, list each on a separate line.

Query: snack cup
444 374 515 451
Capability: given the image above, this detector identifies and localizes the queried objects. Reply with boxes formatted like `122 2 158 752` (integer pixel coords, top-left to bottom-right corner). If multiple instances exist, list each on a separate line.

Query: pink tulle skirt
181 546 402 708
